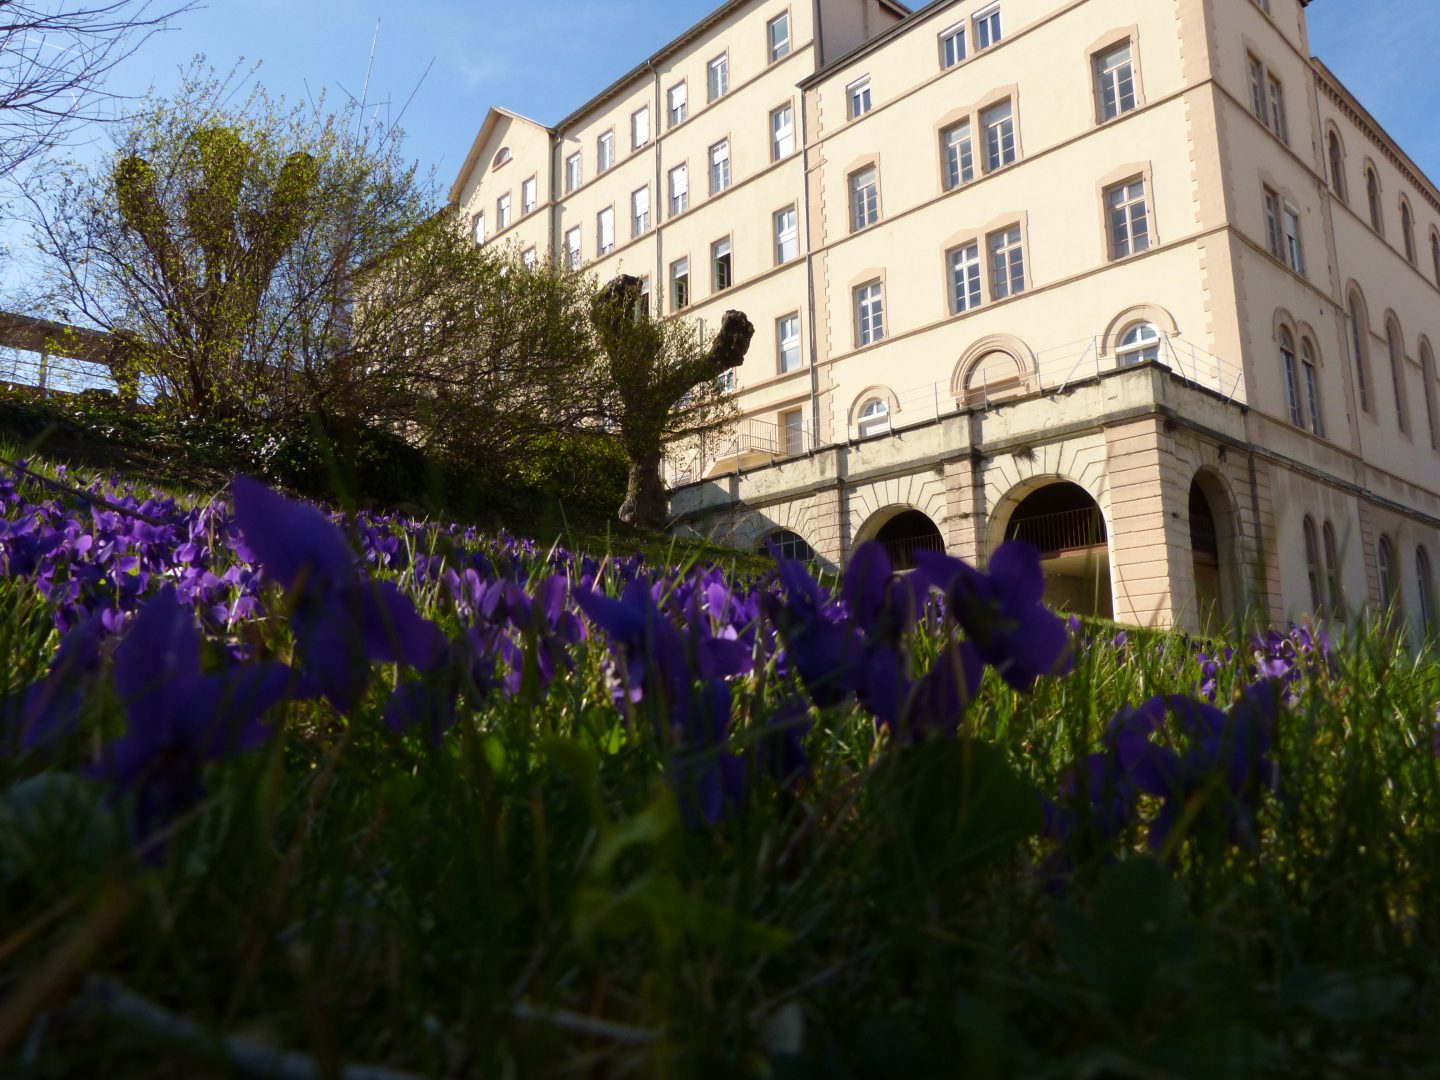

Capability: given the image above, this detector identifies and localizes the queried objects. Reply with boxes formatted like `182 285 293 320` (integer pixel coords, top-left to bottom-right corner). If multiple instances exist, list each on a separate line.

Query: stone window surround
1084 26 1147 128
929 83 1021 197
1094 162 1158 263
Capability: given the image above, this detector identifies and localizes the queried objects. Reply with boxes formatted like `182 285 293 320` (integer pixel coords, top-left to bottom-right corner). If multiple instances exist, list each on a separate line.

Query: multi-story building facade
451 0 1440 637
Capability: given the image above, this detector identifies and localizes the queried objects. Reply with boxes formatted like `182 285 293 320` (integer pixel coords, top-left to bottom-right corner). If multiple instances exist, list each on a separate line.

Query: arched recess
759 529 816 562
1100 303 1180 358
1325 125 1347 200
1188 468 1243 634
987 477 1112 619
848 384 900 434
952 334 1036 407
855 505 945 571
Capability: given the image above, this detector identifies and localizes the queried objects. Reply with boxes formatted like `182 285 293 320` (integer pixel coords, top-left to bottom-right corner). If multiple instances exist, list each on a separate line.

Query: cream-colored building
451 0 1440 637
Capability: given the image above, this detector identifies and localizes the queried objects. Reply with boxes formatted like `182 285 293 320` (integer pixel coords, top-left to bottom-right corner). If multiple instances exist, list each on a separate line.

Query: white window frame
1267 74 1288 144
597 206 615 256
1283 203 1305 274
472 211 486 245
711 236 733 291
521 176 537 215
942 120 974 190
565 152 582 193
669 163 689 216
1302 340 1324 437
774 204 798 264
496 193 511 231
850 166 879 232
777 313 802 373
847 76 872 120
982 100 1015 171
988 225 1025 300
771 102 795 161
1095 42 1137 121
949 241 982 314
564 226 581 270
1117 323 1162 366
1106 177 1150 259
668 81 688 127
632 105 650 149
768 12 791 62
597 130 615 173
855 280 885 346
708 53 729 102
671 257 690 311
631 186 650 237
940 21 967 68
1281 328 1304 427
974 4 1002 49
1264 187 1284 259
709 139 731 194
857 398 891 438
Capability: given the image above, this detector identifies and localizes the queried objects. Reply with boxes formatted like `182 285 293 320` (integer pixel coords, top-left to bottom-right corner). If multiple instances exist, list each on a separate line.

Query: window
1302 340 1324 437
632 186 650 236
765 530 815 561
941 120 974 190
671 257 690 311
774 205 798 263
632 106 650 149
1323 522 1342 615
668 82 688 127
974 4 1002 49
781 409 806 456
982 100 1015 170
1281 328 1304 427
522 176 537 214
777 313 801 373
597 207 615 256
496 193 511 231
1327 133 1346 200
848 76 872 119
708 54 729 102
850 166 879 231
669 163 688 215
988 226 1025 299
941 22 967 68
564 226 581 270
1264 189 1302 272
1387 321 1408 433
1106 177 1150 259
472 211 486 245
1367 168 1383 232
711 237 732 291
1283 204 1305 274
709 140 731 194
1378 535 1400 614
768 12 791 61
638 276 651 315
493 147 512 168
1264 187 1283 258
598 130 615 173
771 103 794 160
858 398 891 438
1118 322 1162 366
1402 202 1417 263
1349 293 1371 413
565 152 582 193
1267 76 1288 143
855 281 884 346
1247 56 1267 121
1095 42 1137 121
1422 343 1438 450
948 242 982 314
1433 231 1440 287
522 247 537 270
1303 516 1324 614
1419 547 1435 635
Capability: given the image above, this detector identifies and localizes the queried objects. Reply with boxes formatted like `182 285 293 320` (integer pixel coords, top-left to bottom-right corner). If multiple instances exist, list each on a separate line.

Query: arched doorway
868 509 945 571
1188 473 1237 633
1001 481 1112 619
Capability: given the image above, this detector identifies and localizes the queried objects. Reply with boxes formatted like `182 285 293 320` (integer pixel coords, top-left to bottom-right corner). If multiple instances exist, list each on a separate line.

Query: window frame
496 193 511 231
708 138 731 195
596 205 615 256
711 235 733 292
668 162 689 217
1301 338 1325 437
767 11 791 62
631 185 650 237
707 53 730 102
847 75 873 120
1094 41 1138 123
939 21 967 68
565 151 582 194
1105 176 1151 260
670 256 690 312
1387 318 1409 435
987 224 1026 301
854 279 885 347
521 175 537 215
1117 322 1162 367
941 119 975 191
948 240 982 315
631 105 650 149
981 99 1016 172
472 211 486 245
667 81 688 128
564 225 581 270
597 129 615 173
770 101 795 161
774 204 798 264
857 397 892 438
1280 326 1304 428
1303 515 1324 614
777 312 802 373
849 164 880 232
974 3 1002 50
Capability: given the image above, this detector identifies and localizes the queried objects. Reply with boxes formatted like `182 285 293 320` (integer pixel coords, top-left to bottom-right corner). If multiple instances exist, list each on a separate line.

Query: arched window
763 529 816 562
1300 339 1324 437
1418 546 1435 636
1323 520 1342 615
1366 168 1383 232
1117 322 1162 366
1303 515 1324 613
1386 319 1409 434
1401 202 1417 264
1348 292 1371 414
857 397 892 438
1432 230 1440 288
1280 327 1304 427
493 147 513 168
1378 534 1400 614
1422 342 1439 451
1327 131 1346 200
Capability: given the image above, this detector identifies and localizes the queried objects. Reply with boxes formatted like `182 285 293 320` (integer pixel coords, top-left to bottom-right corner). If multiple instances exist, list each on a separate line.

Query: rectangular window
472 212 486 245
522 247 537 270
632 106 650 149
521 176 537 214
597 130 615 172
942 120 974 190
638 276 651 314
709 139 731 194
1264 187 1283 258
982 100 1015 170
565 152 581 193
708 54 729 101
1283 204 1305 273
774 205 798 263
711 237 732 291
777 313 801 372
631 186 650 236
768 12 791 61
781 408 805 456
496 193 511 230
671 257 690 311
856 281 884 346
565 226 581 270
668 82 688 127
669 163 688 215
949 242 982 313
597 207 615 255
940 22 967 68
847 76 872 119
1247 56 1267 122
771 103 794 160
1095 42 1137 121
1268 76 1288 143
850 166 879 231
974 4 1002 49
1106 177 1150 259
988 226 1025 300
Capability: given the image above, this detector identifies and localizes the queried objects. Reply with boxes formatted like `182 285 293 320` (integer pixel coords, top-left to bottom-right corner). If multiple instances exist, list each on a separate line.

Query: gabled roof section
801 0 947 88
447 106 552 207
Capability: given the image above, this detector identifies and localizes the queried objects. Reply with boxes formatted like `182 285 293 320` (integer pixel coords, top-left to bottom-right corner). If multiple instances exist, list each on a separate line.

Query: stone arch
1100 303 1180 358
1271 306 1300 343
952 333 1036 406
987 475 1112 618
1188 466 1244 633
847 384 900 430
855 504 945 571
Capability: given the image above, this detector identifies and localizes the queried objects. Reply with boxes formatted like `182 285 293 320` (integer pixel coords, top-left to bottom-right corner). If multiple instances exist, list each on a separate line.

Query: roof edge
446 106 554 207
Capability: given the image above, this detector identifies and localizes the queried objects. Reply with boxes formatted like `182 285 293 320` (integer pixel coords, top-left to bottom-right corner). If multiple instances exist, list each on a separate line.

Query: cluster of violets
0 460 1353 861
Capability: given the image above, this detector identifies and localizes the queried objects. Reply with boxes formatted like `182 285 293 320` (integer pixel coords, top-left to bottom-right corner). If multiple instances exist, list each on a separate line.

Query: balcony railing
880 533 946 572
1005 507 1107 556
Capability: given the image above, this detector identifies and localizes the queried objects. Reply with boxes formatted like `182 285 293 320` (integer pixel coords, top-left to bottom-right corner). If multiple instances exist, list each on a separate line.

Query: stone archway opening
1188 473 1238 634
1002 481 1113 619
870 509 945 571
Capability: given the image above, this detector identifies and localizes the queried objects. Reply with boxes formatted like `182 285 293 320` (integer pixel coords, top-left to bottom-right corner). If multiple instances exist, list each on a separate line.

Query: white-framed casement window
780 408 806 456
565 152 582 193
847 76 872 119
708 54 729 101
711 237 733 291
598 130 615 172
632 106 650 149
940 21 967 68
1106 177 1150 259
948 241 982 314
597 206 615 256
1283 203 1305 274
1267 75 1288 143
709 139 731 194
1117 322 1162 366
522 247 537 270
1263 187 1283 257
564 226 581 270
774 205 798 263
982 100 1016 171
669 163 689 215
472 211 486 245
1248 56 1287 142
1387 321 1408 434
850 165 879 231
777 313 802 372
1266 190 1303 273
974 4 1002 49
857 398 891 438
1247 56 1267 121
522 175 537 214
768 12 791 61
855 280 885 346
668 81 688 127
1095 42 1137 121
638 276 651 314
771 102 795 160
631 186 650 236
1302 339 1325 437
1280 327 1304 427
988 225 1025 299
942 120 975 190
716 369 737 393
671 257 690 311
496 193 511 230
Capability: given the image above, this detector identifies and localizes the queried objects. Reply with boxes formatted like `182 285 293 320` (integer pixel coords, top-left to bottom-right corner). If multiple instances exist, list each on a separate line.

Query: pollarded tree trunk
620 450 669 529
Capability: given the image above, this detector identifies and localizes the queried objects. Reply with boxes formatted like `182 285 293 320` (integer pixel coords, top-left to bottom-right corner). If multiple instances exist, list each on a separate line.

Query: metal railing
665 414 816 487
1005 507 1107 556
0 347 120 397
880 533 947 572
